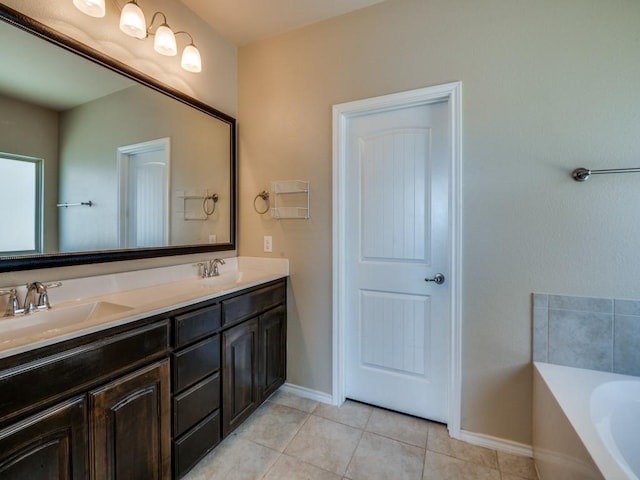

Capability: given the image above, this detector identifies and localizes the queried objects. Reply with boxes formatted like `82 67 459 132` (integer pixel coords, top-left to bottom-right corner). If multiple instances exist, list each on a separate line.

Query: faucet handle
38 282 62 310
195 262 210 278
211 258 225 276
24 283 38 313
0 288 22 317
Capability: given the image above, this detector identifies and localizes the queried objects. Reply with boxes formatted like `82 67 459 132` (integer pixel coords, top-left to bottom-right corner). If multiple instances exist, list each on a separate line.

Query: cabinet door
259 305 287 401
222 318 259 436
0 396 87 480
89 360 170 480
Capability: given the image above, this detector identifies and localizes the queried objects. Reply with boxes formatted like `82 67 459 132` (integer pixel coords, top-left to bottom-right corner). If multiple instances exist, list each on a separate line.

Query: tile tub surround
532 293 640 375
183 390 538 480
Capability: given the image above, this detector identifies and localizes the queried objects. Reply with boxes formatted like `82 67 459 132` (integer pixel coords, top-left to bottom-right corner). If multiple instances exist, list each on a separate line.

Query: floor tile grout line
364 428 428 450
342 423 367 478
258 450 282 480
280 410 313 455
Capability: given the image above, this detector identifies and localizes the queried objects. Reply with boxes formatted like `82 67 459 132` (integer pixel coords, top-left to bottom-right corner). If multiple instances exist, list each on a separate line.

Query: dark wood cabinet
0 317 170 480
259 305 287 400
221 279 287 437
0 396 87 480
89 360 171 480
170 279 286 477
222 318 259 436
170 302 223 479
0 277 286 480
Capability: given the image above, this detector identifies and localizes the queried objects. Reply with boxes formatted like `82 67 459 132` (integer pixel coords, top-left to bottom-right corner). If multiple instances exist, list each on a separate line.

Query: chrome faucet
210 258 225 276
19 281 62 315
24 282 49 313
197 258 226 278
1 282 63 317
0 288 22 316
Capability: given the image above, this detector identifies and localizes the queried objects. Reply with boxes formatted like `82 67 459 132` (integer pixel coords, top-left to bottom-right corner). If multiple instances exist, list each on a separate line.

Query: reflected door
345 100 450 422
118 138 170 248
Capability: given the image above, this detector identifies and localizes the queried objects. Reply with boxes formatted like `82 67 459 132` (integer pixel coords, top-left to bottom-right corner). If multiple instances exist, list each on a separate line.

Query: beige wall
0 93 59 253
238 0 640 444
0 0 237 288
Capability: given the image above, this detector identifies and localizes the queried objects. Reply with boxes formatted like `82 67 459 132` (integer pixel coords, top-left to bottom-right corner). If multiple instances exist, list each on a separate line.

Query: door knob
424 273 445 285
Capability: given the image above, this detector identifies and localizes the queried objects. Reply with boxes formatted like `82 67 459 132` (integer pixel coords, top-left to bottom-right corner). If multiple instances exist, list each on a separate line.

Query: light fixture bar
72 1 202 73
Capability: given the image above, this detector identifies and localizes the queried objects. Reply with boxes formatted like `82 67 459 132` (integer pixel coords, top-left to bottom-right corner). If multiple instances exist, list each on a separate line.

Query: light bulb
73 0 105 18
181 45 202 73
154 25 177 56
120 1 147 39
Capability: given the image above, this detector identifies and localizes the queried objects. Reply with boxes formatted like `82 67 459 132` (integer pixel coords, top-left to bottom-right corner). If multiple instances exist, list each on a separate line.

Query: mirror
0 6 236 272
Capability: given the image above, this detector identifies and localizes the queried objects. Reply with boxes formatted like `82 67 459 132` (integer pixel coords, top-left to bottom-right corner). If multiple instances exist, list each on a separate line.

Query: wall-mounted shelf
270 180 309 219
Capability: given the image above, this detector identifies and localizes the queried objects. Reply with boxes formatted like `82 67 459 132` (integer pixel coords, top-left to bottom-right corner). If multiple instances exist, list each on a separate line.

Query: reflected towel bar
56 201 93 207
572 167 640 182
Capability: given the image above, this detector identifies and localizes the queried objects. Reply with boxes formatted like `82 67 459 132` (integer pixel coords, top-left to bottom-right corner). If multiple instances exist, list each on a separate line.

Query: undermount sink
0 301 134 339
198 271 262 290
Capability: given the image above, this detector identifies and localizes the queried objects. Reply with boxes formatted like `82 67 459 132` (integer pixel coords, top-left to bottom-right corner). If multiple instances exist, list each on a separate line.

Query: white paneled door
118 138 170 249
344 98 450 422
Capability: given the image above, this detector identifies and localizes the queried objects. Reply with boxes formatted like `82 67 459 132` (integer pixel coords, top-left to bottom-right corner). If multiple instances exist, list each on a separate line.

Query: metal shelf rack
270 180 309 219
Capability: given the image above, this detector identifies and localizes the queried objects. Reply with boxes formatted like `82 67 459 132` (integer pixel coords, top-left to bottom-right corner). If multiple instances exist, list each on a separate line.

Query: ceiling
178 0 387 46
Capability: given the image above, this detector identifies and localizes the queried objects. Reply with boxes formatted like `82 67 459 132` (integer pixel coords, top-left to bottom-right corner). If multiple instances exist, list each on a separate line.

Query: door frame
332 82 462 437
117 137 171 248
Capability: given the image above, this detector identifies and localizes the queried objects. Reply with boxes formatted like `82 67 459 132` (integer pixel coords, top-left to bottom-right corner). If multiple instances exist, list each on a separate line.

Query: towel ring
254 191 270 215
203 193 218 216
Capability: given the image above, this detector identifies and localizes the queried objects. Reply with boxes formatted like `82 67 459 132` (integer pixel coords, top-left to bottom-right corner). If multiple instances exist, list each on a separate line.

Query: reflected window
0 153 43 254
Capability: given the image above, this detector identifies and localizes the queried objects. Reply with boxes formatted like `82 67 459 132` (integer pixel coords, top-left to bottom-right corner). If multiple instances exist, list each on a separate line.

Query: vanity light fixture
177 32 202 73
73 0 202 73
119 0 146 39
149 13 177 56
73 0 106 18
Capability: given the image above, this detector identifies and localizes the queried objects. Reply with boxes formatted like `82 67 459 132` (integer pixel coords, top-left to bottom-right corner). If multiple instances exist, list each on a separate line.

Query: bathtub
533 362 640 480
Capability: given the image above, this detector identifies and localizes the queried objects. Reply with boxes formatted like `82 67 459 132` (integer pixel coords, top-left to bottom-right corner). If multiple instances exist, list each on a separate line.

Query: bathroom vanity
0 270 287 479
0 6 284 478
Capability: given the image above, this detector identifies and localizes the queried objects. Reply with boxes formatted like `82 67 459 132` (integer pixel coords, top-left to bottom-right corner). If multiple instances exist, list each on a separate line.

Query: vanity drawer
0 320 169 426
173 411 221 478
172 335 220 392
222 282 285 327
174 304 221 348
173 372 220 437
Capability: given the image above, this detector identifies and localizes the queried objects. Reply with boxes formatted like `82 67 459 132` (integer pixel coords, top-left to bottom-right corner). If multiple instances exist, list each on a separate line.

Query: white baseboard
280 383 333 405
459 430 533 458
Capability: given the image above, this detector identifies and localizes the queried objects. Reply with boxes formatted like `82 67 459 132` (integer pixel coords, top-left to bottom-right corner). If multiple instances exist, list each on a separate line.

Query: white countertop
0 257 288 360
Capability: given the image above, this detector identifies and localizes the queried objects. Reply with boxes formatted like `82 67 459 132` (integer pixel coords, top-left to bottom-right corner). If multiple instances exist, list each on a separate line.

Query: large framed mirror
0 5 236 273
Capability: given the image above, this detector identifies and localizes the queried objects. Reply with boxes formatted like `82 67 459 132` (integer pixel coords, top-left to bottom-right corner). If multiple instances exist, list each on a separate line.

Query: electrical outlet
263 235 273 253
208 234 217 244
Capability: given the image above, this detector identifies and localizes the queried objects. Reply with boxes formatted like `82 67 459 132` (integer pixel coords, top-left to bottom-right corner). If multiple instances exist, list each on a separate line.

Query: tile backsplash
533 293 640 376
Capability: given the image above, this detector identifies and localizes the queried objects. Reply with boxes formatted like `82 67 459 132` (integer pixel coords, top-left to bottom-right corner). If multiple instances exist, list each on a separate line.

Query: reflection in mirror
0 6 236 272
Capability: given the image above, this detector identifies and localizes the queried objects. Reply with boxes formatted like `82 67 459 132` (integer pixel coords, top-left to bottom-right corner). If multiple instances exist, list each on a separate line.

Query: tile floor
183 390 538 480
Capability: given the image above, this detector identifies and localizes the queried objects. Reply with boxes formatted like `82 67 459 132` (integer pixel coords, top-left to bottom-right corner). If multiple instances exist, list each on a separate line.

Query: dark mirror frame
0 5 237 273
